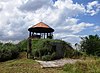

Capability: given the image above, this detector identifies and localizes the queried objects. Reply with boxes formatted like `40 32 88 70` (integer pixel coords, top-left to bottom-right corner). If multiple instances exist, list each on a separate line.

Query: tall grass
63 58 100 73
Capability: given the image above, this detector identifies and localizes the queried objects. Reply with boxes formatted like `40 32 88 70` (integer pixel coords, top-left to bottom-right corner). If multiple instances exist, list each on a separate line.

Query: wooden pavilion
28 22 54 39
27 22 54 58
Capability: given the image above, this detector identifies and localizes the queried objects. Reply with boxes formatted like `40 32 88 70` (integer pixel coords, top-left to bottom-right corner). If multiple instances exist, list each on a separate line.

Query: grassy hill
0 52 100 73
0 39 100 73
0 52 63 73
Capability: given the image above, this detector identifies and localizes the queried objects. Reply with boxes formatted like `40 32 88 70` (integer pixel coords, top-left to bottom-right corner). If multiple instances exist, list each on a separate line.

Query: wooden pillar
29 31 32 38
27 31 32 58
47 33 48 38
44 33 45 39
51 32 53 36
40 33 41 38
49 33 53 39
41 33 43 38
36 33 37 35
30 32 32 37
50 33 51 36
52 32 53 39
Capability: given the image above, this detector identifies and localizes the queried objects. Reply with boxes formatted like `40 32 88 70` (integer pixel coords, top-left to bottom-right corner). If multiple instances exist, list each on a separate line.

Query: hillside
0 52 63 73
0 38 100 73
0 52 100 73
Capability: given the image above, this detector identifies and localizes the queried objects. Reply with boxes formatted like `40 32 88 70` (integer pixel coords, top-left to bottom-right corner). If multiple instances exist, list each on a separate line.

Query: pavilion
28 22 54 39
27 22 54 58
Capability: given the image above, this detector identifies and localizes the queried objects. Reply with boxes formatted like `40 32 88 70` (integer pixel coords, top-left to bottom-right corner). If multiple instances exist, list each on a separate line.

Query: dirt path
18 52 82 68
36 59 81 68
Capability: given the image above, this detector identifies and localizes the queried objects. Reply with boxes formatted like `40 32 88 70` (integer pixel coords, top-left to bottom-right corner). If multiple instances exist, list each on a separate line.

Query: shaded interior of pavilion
28 22 54 39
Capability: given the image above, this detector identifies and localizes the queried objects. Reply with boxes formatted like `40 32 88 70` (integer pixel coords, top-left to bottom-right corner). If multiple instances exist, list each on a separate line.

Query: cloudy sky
0 0 100 44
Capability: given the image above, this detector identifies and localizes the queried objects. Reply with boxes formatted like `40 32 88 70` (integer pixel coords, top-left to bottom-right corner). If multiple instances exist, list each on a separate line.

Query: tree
80 34 100 56
16 39 27 52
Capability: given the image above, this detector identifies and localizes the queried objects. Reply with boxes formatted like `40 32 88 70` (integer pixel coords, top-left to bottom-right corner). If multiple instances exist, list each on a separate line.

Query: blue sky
75 0 100 36
0 0 100 44
53 0 100 39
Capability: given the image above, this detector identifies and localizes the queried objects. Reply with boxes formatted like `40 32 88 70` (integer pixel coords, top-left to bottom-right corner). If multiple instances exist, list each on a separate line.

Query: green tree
0 42 19 62
17 39 27 52
80 35 100 56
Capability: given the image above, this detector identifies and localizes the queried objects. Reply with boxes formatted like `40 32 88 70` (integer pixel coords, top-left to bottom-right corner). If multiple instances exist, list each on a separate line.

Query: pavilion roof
28 22 54 33
31 22 51 28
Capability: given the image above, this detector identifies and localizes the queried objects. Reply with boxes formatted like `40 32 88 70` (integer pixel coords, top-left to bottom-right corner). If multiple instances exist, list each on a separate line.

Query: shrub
80 35 100 56
0 43 19 62
32 49 39 58
0 49 12 61
16 39 27 52
30 39 74 61
42 55 52 61
71 51 83 59
51 52 59 60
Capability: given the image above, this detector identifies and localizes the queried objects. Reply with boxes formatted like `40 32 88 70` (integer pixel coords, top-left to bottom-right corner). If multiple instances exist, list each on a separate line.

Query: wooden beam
44 33 45 39
47 33 48 38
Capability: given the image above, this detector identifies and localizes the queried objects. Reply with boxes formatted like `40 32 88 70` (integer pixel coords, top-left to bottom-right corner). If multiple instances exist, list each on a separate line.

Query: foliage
0 56 61 73
0 54 100 73
16 39 27 52
0 42 3 45
31 39 74 61
80 35 100 56
42 55 52 61
63 58 100 73
0 42 19 62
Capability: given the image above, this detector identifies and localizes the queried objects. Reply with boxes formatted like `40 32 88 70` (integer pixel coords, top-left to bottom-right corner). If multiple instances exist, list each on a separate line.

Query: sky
0 0 100 44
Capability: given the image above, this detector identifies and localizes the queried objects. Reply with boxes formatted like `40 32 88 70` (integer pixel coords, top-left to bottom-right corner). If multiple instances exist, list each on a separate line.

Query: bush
0 43 19 62
64 49 74 58
51 52 58 60
80 35 100 56
16 39 27 52
30 39 74 61
0 49 12 61
42 55 52 61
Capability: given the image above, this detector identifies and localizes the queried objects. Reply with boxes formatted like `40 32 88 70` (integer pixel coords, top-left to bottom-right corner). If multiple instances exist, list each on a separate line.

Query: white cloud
86 1 100 16
54 17 94 43
66 18 79 25
19 0 53 11
0 0 28 41
54 34 86 44
60 18 94 34
0 0 99 44
94 26 100 32
70 22 94 34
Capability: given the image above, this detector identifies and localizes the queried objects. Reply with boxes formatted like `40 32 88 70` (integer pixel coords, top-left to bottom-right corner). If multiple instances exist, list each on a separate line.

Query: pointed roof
28 22 54 33
32 22 51 28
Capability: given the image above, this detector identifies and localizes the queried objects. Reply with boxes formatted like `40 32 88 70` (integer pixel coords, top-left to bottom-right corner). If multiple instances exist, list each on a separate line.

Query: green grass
0 52 63 73
0 59 64 73
0 52 100 73
63 58 100 73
